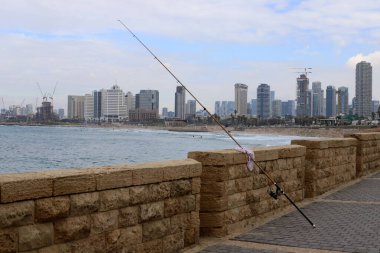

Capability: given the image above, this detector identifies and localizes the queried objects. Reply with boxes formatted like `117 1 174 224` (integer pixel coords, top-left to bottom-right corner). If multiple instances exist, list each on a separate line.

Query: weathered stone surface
91 210 118 234
191 177 201 194
200 166 229 182
95 167 132 191
277 145 306 158
53 174 96 196
38 244 71 253
188 150 236 165
142 218 170 241
228 164 251 180
228 192 247 209
35 196 70 222
99 188 129 211
70 192 99 216
200 212 225 227
131 163 164 185
0 228 17 253
0 173 53 203
291 139 329 149
129 182 170 205
119 206 140 228
69 234 105 253
0 201 34 228
252 147 279 161
140 239 162 253
170 179 192 197
18 223 53 251
140 201 164 222
164 195 195 217
54 215 91 243
162 232 184 253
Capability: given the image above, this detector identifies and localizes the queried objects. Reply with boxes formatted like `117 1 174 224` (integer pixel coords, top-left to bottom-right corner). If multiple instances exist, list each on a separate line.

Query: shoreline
3 122 379 138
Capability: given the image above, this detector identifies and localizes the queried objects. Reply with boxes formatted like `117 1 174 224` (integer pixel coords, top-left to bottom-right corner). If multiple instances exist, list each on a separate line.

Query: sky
0 0 380 113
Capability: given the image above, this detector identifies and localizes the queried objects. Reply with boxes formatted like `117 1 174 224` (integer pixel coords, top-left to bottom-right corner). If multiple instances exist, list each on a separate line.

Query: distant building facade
337 86 349 115
296 74 309 117
257 83 270 119
272 99 282 118
234 83 248 116
312 82 324 117
84 94 94 121
67 95 85 120
101 85 127 122
326 86 337 117
355 61 372 117
175 86 186 120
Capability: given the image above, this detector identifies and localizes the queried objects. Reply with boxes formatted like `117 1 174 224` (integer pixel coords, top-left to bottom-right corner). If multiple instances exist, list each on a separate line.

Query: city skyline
1 1 380 111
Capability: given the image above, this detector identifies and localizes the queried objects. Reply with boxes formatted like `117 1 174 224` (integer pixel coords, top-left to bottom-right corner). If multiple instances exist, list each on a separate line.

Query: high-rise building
371 100 379 113
67 95 85 120
306 90 313 117
356 61 372 117
130 90 159 121
326 86 337 117
296 74 309 117
125 91 135 113
337 87 349 115
270 91 275 117
312 82 324 117
251 99 257 117
162 107 168 118
84 94 94 121
215 101 221 116
58 108 65 119
101 85 127 121
257 83 270 119
186 100 196 116
175 86 186 120
93 90 102 120
234 83 248 116
272 99 282 118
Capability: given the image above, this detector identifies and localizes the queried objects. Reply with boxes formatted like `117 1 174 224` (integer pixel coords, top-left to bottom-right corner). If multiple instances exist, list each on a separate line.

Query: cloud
346 51 380 68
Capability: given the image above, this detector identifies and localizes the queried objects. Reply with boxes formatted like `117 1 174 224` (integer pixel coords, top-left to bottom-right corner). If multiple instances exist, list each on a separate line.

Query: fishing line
117 19 315 228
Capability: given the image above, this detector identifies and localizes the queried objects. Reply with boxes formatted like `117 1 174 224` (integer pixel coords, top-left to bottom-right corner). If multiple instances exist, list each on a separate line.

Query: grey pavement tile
198 244 291 253
369 172 380 179
324 179 380 202
234 202 380 253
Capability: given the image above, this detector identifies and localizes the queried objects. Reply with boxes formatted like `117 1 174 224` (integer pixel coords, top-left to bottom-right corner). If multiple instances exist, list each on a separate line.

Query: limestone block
0 228 17 253
200 194 227 212
162 159 201 181
184 227 199 246
277 145 306 158
119 206 140 228
200 226 227 237
191 178 201 194
95 168 132 190
277 159 287 170
252 147 279 161
227 192 247 209
53 174 95 196
346 133 380 141
226 180 236 195
170 213 190 234
199 212 225 227
99 188 129 211
225 205 251 224
246 188 268 203
235 177 253 192
286 159 294 170
162 232 184 253
38 244 71 253
18 223 53 251
188 150 236 166
35 196 70 222
129 182 170 205
200 166 229 182
0 173 53 203
70 192 99 216
293 157 305 169
142 218 170 241
90 210 118 234
327 138 357 148
228 164 251 180
69 234 105 253
252 174 269 190
0 201 34 228
201 181 227 196
139 239 162 253
291 139 329 149
164 195 195 217
132 165 164 186
54 215 91 243
170 179 191 197
140 201 164 222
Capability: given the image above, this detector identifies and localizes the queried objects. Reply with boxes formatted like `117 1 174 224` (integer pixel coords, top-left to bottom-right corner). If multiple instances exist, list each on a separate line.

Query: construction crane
37 82 48 102
290 67 312 77
49 82 58 106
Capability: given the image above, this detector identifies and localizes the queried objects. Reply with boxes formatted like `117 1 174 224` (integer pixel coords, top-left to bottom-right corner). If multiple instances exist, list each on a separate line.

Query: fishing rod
117 19 315 228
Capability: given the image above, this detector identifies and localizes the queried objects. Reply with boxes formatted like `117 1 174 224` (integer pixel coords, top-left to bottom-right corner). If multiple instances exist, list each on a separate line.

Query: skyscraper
234 83 248 115
296 74 309 117
186 100 196 118
326 86 336 117
312 82 324 117
337 87 349 115
93 90 102 121
214 101 221 116
257 83 270 119
272 99 282 118
125 91 135 113
251 99 257 117
67 95 85 120
84 94 94 121
270 91 275 117
175 86 186 120
101 85 127 121
355 61 372 117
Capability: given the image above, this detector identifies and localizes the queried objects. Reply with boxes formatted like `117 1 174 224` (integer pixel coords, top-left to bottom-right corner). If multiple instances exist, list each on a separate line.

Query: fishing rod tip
312 224 316 228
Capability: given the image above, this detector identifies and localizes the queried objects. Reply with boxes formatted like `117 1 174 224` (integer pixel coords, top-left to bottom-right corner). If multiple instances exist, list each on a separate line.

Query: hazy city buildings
257 83 270 119
270 91 275 117
175 86 186 120
58 108 65 119
125 91 135 113
93 90 102 121
372 100 380 113
337 87 349 115
355 61 372 118
326 86 337 117
312 82 324 117
234 83 248 116
130 89 159 121
185 100 196 119
84 94 94 121
67 95 85 120
272 99 282 118
101 85 127 121
162 107 168 118
296 74 309 117
251 99 257 117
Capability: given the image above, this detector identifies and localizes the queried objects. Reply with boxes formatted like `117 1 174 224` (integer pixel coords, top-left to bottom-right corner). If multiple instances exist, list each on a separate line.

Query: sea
0 125 305 174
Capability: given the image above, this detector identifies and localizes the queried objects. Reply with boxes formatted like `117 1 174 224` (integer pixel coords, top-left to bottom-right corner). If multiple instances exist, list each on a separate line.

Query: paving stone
369 172 380 178
324 179 380 202
199 244 291 253
234 201 380 252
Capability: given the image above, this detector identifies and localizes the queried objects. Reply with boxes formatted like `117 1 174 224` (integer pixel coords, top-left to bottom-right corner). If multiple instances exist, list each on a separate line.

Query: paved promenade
193 171 380 253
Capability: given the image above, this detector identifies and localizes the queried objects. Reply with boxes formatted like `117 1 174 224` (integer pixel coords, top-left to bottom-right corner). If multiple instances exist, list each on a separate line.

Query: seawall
1 132 380 252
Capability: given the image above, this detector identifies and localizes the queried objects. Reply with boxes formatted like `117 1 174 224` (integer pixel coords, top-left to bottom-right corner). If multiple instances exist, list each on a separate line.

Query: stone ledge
292 138 357 149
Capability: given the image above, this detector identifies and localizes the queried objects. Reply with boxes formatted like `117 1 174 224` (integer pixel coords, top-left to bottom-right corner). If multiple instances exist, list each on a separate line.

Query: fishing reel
268 184 283 200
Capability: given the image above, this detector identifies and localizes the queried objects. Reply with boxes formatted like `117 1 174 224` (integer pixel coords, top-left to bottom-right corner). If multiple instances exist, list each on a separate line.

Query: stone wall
291 138 357 198
188 145 305 237
345 133 380 177
0 159 201 253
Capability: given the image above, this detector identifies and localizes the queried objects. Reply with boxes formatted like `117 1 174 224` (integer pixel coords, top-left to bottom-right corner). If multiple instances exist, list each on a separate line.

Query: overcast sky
1 0 379 112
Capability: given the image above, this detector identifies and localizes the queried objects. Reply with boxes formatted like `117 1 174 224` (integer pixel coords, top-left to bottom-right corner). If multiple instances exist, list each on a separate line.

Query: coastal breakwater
0 132 380 252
